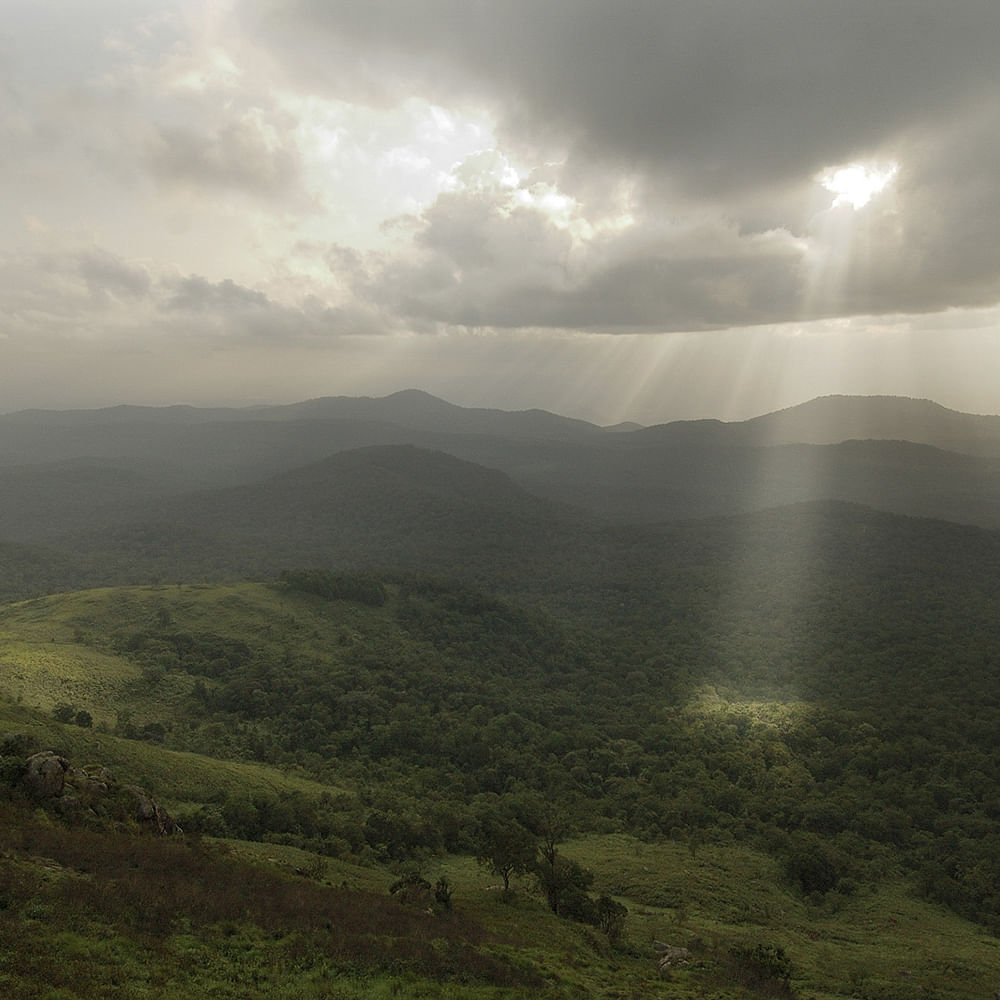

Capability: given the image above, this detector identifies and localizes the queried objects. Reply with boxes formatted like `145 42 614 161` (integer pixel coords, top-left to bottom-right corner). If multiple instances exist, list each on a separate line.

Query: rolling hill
4 557 1000 997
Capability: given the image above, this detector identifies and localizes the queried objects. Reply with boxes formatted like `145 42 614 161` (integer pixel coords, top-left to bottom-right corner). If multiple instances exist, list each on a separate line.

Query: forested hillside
3 393 1000 998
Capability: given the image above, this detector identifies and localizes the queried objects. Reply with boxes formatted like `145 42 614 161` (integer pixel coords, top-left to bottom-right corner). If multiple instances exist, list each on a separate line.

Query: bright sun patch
818 161 898 209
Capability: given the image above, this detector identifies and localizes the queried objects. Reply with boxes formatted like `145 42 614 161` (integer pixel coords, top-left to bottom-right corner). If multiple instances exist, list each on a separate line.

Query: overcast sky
3 0 1000 424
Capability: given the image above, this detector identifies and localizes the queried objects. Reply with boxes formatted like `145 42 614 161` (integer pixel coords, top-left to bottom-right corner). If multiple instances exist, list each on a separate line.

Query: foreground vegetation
2 763 1000 999
1 550 1000 997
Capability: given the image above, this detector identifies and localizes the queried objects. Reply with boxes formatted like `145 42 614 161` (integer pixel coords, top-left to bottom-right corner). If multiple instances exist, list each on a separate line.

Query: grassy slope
3 582 1000 997
5 793 998 1000
0 583 357 810
0 581 332 718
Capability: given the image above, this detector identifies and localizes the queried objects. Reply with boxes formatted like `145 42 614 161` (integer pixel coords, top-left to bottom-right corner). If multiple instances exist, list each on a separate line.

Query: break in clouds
247 0 1000 329
3 0 1000 415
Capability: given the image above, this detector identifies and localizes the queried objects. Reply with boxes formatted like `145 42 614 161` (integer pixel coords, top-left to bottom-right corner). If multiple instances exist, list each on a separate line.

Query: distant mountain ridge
633 395 1000 455
0 389 603 438
6 389 1000 453
4 391 1000 554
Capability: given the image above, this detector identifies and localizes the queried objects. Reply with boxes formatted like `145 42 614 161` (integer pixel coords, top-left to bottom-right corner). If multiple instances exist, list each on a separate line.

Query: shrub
595 894 628 943
728 943 793 994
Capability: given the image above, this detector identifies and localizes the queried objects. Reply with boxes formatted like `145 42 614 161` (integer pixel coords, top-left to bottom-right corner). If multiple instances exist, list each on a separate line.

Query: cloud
146 114 303 200
361 195 804 332
163 274 270 312
0 245 397 354
243 0 1000 197
78 249 153 301
4 0 1000 420
159 271 397 342
235 0 1000 331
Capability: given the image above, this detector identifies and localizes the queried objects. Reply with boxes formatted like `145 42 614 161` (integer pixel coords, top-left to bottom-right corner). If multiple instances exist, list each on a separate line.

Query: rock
654 941 691 974
56 794 79 814
69 765 111 799
126 784 157 821
123 784 181 835
24 751 70 798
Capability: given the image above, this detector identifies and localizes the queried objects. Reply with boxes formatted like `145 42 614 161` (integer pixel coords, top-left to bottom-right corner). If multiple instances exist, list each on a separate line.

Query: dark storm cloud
240 0 1000 330
244 0 1000 199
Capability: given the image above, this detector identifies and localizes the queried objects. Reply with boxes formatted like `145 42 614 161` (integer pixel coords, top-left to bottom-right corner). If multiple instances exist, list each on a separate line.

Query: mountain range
0 388 998 621
3 390 1000 549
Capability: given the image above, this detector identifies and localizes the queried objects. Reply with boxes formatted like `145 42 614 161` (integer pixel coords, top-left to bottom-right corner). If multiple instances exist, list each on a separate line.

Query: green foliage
8 527 1000 933
785 832 849 896
536 853 595 920
594 894 628 943
389 870 432 899
473 806 537 894
52 702 76 724
434 875 453 911
278 568 387 607
112 628 252 677
727 943 793 994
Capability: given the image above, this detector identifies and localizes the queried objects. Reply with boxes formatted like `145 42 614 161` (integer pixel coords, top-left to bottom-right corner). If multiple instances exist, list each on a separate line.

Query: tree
595 894 628 943
474 809 537 896
536 854 595 919
52 703 76 724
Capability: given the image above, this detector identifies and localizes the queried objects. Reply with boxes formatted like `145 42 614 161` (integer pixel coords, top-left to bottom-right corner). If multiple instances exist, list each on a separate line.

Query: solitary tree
474 808 537 897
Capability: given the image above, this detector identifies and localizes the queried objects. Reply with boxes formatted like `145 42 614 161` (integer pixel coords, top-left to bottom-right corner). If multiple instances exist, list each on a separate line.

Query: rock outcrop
124 784 181 835
4 738 180 835
24 750 70 798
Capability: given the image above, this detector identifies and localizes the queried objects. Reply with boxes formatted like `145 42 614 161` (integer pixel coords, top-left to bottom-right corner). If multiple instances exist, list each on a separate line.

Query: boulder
24 751 70 798
15 748 179 835
654 940 691 974
123 785 181 835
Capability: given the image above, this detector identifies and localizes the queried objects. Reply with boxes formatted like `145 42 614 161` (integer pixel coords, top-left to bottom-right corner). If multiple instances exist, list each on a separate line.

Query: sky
3 0 1000 426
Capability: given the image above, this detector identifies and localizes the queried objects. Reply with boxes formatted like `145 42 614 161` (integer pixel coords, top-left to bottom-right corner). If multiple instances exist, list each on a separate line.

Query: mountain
32 445 601 594
0 387 601 434
634 394 1000 455
4 391 1000 555
744 394 1000 454
0 391 610 502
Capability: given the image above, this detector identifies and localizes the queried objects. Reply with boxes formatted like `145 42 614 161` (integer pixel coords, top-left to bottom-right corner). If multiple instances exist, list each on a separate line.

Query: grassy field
419 835 1000 1000
3 703 1000 998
